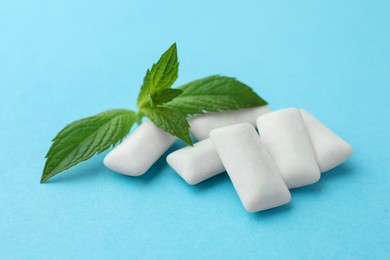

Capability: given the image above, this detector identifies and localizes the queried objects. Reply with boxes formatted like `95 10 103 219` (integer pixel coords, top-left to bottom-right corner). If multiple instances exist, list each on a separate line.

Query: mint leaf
137 43 179 109
141 107 192 145
41 109 137 183
165 75 268 115
151 88 183 105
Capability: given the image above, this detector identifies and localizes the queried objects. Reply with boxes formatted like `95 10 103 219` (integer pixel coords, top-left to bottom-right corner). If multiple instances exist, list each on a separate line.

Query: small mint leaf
164 75 268 115
151 88 183 105
137 43 179 109
141 107 192 146
41 109 137 183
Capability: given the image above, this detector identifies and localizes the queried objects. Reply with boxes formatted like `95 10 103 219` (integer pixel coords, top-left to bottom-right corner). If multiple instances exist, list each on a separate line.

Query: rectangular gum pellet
104 120 176 176
300 110 353 173
210 123 291 212
166 139 225 185
256 108 321 188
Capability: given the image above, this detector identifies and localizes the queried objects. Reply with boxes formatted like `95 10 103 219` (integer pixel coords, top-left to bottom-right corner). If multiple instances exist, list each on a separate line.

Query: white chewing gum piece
103 120 176 176
166 139 225 185
256 108 321 189
300 110 353 173
210 123 291 213
189 106 271 141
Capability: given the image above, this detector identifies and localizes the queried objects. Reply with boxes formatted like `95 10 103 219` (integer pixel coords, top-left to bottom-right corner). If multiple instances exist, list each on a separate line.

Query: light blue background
1 0 389 259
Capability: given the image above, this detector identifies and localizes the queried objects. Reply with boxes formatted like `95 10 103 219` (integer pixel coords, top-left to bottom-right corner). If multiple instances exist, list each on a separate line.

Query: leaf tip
183 135 193 146
168 42 178 56
40 173 48 184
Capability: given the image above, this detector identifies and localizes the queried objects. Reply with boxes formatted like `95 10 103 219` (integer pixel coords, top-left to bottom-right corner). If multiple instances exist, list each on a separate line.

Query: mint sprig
41 43 268 183
135 43 191 144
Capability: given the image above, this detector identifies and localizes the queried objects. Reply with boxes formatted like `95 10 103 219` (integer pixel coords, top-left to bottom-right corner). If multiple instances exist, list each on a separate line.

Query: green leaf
164 75 268 115
141 107 192 146
41 109 137 183
137 43 179 108
151 88 183 105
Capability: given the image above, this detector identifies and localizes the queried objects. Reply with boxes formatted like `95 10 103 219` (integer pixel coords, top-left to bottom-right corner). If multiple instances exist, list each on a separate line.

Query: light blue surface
1 0 389 259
